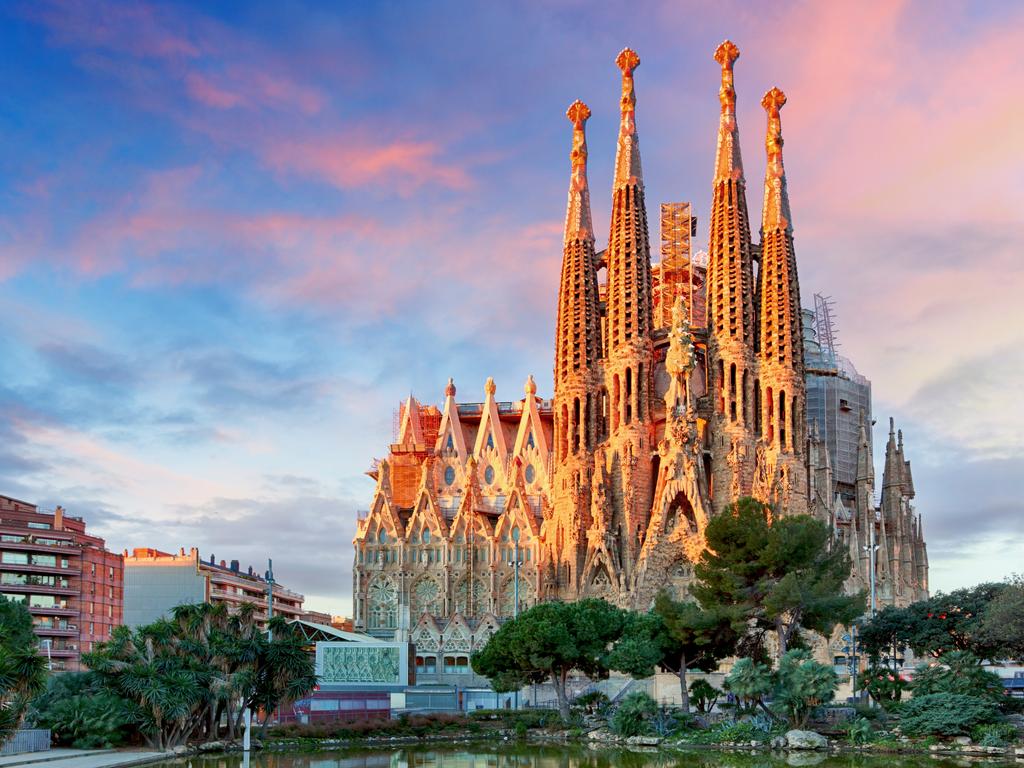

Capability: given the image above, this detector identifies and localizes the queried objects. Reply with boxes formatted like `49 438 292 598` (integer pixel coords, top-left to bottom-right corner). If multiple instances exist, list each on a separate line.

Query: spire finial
564 100 594 241
613 47 643 188
889 416 895 437
714 40 740 112
712 40 744 184
485 377 496 397
445 377 456 397
898 429 904 451
761 86 792 232
524 374 537 396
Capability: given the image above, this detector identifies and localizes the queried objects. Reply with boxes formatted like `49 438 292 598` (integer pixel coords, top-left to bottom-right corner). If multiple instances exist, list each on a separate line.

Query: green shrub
972 722 1017 747
845 717 873 745
898 693 1000 737
27 672 137 749
610 692 658 737
911 652 1005 704
689 679 721 714
772 650 838 728
574 691 610 711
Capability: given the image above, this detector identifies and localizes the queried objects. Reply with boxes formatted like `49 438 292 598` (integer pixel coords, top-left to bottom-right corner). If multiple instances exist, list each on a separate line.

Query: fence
1 730 51 756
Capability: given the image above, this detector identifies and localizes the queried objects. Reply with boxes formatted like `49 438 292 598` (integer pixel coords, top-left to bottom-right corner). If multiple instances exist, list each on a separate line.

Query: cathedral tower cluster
352 42 928 651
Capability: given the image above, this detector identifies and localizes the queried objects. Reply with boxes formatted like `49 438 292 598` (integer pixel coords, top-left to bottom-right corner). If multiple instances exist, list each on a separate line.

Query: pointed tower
603 48 655 586
551 99 603 598
705 40 758 512
757 86 807 514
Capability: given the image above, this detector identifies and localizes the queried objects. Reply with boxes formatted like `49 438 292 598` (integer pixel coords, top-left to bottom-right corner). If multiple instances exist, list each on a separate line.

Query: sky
1 0 1022 617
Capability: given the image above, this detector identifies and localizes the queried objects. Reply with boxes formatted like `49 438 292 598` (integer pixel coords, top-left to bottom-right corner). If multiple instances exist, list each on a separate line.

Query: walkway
0 750 171 768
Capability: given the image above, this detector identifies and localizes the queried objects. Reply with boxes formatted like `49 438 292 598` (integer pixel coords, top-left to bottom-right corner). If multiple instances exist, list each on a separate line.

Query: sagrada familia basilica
352 42 928 656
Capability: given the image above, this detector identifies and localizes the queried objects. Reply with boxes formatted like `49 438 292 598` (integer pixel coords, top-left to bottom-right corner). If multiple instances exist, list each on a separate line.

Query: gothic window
779 391 787 452
411 578 442 616
499 577 536 617
444 465 456 485
526 431 535 449
422 529 431 544
625 368 633 425
484 465 495 485
377 529 388 545
368 578 398 629
525 464 536 484
446 434 454 452
454 577 487 617
486 432 494 450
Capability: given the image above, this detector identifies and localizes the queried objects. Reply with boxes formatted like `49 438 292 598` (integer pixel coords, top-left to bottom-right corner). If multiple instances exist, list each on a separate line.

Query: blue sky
2 0 1022 615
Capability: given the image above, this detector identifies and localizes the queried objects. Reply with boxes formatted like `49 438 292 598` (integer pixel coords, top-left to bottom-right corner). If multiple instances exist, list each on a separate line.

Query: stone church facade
352 42 928 666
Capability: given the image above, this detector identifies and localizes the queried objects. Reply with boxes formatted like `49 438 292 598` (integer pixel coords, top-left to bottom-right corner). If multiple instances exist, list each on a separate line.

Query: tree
692 497 864 657
858 605 917 666
977 576 1024 661
723 657 773 716
725 650 837 728
772 649 838 729
0 596 48 746
26 672 137 749
471 598 629 721
903 583 1007 659
688 678 721 714
910 651 1005 704
857 665 907 708
84 602 315 749
608 592 737 712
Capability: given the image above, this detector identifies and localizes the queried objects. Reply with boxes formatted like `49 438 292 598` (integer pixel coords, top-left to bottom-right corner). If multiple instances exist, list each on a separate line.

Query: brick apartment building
123 547 305 627
0 494 123 671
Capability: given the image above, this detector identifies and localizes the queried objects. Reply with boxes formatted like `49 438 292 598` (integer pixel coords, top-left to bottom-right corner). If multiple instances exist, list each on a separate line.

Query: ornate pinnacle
712 40 743 184
524 374 537 396
613 47 643 189
714 40 740 112
564 100 594 242
760 86 791 231
484 376 496 396
445 377 456 397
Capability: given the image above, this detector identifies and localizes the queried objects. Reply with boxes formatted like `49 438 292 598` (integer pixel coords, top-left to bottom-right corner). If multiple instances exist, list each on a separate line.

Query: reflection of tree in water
150 748 961 768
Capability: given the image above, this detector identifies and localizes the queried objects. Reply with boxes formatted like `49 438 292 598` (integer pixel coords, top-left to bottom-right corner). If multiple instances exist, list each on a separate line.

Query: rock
625 735 662 746
785 753 826 767
785 730 828 750
770 736 788 749
953 736 972 746
587 728 614 741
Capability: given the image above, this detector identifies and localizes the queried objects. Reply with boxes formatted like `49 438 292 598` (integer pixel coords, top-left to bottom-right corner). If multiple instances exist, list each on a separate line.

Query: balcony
27 604 77 616
35 625 78 637
0 560 82 576
0 579 77 595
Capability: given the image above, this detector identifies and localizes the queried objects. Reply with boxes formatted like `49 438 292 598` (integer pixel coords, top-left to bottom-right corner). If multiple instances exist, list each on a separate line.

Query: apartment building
123 547 305 627
0 494 123 671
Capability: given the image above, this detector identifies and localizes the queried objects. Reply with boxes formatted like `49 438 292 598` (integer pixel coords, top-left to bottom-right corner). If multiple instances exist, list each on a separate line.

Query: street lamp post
864 519 878 617
265 558 276 640
510 526 523 710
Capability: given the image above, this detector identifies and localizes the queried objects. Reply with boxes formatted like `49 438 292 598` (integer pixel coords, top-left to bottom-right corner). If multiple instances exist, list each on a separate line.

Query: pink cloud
266 136 473 193
184 72 244 109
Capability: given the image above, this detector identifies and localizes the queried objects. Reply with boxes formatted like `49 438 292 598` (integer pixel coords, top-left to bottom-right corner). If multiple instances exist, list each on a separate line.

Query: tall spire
758 86 804 399
713 40 743 184
554 100 602 392
564 100 594 242
705 39 758 511
613 48 643 189
605 47 653 354
761 87 792 232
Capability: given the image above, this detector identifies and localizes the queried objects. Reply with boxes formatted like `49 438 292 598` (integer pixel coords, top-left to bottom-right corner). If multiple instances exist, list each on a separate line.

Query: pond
153 746 1017 768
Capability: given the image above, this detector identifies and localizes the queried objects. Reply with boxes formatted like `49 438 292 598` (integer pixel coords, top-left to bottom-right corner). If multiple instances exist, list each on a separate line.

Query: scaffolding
657 202 698 328
813 293 840 368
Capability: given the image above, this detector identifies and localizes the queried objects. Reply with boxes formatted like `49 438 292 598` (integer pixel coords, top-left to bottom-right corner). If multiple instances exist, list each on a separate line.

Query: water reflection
163 747 1004 768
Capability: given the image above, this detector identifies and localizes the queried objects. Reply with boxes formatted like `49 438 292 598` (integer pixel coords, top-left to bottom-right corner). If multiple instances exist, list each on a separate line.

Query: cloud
266 136 472 193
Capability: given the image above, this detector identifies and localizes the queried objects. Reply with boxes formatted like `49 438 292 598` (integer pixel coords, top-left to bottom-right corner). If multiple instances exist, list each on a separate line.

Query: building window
27 522 51 530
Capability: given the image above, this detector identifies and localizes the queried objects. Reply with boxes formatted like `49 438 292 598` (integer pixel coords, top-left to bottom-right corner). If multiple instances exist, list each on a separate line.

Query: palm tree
0 597 48 746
